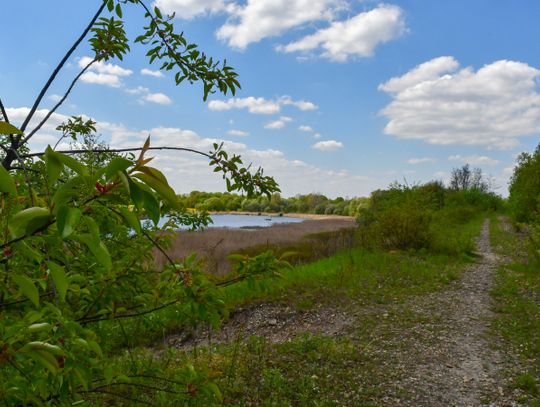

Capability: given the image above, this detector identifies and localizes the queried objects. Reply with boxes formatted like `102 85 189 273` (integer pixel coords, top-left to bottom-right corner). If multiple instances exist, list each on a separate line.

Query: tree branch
22 59 97 145
21 146 212 159
18 2 107 134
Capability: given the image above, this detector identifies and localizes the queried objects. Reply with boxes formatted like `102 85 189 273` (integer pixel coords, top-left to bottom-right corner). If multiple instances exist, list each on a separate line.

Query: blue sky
2 1 540 197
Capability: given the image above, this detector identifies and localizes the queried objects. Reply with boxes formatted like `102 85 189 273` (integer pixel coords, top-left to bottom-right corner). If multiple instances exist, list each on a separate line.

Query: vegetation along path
160 218 522 406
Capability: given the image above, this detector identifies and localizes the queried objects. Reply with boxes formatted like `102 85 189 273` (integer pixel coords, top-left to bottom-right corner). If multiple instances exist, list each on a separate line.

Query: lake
205 214 305 229
158 213 306 230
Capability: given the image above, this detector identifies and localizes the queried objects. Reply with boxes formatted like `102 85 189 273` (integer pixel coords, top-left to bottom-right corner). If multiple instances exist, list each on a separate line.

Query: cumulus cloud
141 68 164 78
299 125 314 132
227 129 249 136
278 4 406 61
78 56 133 88
208 95 317 114
279 96 318 111
154 0 227 19
264 116 292 129
209 97 280 114
312 139 343 151
8 105 376 197
379 57 540 149
448 154 500 166
407 157 435 165
142 92 173 105
216 0 343 49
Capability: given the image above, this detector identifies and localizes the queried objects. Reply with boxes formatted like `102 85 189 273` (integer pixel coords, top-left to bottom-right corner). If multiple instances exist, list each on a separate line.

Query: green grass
96 214 488 405
490 215 540 404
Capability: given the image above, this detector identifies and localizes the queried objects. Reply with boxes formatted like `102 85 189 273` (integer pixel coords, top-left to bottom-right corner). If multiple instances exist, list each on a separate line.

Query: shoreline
208 211 355 221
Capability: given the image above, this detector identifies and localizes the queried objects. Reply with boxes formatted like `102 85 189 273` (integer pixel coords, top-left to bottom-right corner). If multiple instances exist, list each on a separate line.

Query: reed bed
154 218 357 275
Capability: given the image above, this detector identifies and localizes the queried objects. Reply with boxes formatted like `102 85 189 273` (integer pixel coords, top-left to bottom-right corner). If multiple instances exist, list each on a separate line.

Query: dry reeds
154 218 357 275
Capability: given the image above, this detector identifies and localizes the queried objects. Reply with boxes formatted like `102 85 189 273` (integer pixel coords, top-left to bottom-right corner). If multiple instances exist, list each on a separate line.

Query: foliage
177 191 369 216
508 142 540 259
449 164 489 192
356 179 500 252
0 0 281 404
490 216 540 404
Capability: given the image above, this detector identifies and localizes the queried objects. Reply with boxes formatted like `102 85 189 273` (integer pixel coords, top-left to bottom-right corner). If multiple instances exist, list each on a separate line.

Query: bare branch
19 1 107 134
23 59 97 145
21 146 212 159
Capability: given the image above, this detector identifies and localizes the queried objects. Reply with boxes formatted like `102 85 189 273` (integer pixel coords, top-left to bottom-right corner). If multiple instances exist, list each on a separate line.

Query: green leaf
44 146 63 186
115 3 122 18
28 323 51 333
56 153 88 176
104 157 132 179
120 207 141 234
78 234 111 271
48 262 68 301
0 121 22 135
128 178 145 211
0 165 17 195
27 350 59 374
133 172 178 207
9 207 52 238
141 189 160 224
13 275 39 307
56 206 81 238
24 341 64 355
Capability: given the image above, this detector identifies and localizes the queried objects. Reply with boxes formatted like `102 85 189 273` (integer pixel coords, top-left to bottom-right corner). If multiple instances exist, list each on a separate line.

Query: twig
21 146 211 159
23 59 97 145
18 2 107 134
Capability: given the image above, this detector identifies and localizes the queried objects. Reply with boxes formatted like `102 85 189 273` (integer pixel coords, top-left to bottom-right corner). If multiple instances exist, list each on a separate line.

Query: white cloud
265 116 292 129
379 58 540 149
209 97 280 114
80 72 123 88
126 86 150 95
154 0 226 19
448 154 500 166
48 94 62 103
8 105 379 197
141 92 173 105
313 133 322 139
280 96 318 111
78 56 133 88
217 0 343 49
208 95 317 114
278 4 406 61
299 125 314 132
227 129 249 136
407 157 435 165
141 68 164 78
312 139 343 151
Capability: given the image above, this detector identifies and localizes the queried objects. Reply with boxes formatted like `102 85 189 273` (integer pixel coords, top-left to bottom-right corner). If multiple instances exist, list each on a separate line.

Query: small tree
0 1 282 404
450 164 488 192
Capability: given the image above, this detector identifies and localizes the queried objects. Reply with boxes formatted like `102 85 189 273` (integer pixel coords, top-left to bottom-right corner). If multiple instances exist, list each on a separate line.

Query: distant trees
176 191 369 216
449 164 489 192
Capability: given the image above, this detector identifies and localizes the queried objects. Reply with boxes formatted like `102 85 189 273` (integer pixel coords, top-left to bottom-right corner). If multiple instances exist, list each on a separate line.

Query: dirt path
162 219 520 405
378 218 519 406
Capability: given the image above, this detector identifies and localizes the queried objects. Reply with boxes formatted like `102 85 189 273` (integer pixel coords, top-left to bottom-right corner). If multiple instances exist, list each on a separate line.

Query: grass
96 213 487 405
490 215 540 404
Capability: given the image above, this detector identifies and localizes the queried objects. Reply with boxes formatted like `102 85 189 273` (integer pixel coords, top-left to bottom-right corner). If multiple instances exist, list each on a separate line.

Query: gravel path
379 218 520 406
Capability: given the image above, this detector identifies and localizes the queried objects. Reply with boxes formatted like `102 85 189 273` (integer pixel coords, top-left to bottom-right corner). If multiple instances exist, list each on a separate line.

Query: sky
1 0 540 198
